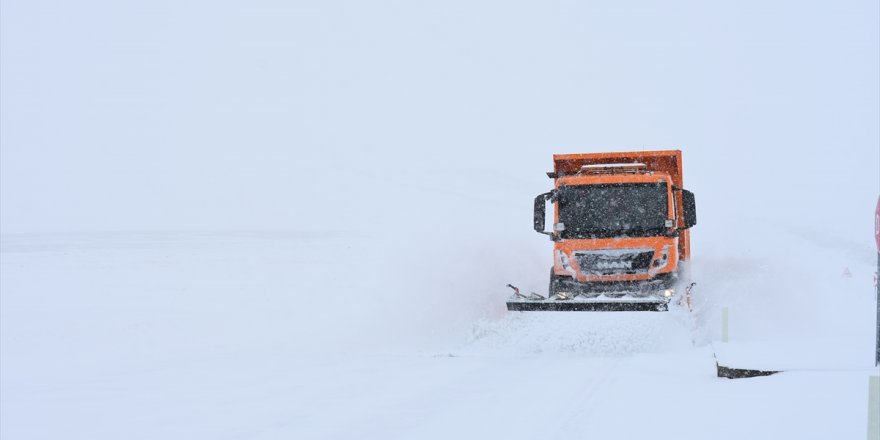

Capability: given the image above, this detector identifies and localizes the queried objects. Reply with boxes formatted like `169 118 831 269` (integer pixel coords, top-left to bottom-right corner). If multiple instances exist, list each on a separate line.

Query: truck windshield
557 183 669 239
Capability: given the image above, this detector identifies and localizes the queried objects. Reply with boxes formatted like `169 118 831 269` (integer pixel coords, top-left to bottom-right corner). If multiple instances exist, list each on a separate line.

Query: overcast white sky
2 0 878 246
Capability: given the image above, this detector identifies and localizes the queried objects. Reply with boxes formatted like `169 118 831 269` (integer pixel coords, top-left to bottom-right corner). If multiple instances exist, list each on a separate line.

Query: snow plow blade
506 297 669 312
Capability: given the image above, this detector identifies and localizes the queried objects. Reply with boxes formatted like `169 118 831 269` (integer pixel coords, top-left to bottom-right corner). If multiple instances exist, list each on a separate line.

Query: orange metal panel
553 150 683 189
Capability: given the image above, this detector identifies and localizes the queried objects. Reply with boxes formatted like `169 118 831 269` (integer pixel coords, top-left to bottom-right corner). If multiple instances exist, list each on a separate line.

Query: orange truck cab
533 150 697 301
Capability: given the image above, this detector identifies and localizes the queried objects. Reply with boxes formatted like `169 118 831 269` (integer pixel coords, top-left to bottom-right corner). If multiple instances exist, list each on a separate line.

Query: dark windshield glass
557 183 669 239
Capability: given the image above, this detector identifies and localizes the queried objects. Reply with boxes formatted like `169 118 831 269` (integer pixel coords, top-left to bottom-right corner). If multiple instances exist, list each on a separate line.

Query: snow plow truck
507 150 697 312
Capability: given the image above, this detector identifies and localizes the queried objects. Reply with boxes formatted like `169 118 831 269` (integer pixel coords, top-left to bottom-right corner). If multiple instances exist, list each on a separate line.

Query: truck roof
550 150 683 189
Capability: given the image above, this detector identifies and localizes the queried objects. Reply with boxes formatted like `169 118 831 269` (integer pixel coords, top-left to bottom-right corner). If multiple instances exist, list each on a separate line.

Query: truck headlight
663 288 675 298
652 245 670 269
556 250 574 272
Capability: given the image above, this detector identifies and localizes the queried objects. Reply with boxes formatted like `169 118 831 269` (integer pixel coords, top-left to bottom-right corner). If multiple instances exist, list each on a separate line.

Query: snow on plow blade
506 296 669 312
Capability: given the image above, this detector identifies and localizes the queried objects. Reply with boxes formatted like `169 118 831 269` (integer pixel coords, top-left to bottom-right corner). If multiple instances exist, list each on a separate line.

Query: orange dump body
552 150 683 187
548 150 690 288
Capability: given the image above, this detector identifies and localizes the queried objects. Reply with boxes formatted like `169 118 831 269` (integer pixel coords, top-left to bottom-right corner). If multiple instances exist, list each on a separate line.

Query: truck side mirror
682 189 697 229
535 189 557 235
534 192 553 235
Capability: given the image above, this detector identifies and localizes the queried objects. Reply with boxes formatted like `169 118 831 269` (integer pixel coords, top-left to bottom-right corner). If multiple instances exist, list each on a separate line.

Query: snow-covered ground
1 227 876 439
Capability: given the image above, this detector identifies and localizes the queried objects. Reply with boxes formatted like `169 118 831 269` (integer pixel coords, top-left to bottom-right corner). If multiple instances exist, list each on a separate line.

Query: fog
3 1 878 331
3 0 877 238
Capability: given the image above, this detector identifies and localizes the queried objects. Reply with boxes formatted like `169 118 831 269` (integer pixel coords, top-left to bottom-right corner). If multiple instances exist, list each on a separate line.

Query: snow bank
464 310 694 356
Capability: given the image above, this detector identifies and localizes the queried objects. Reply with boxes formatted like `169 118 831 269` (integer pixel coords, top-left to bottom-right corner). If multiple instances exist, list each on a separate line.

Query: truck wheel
549 268 567 297
549 268 559 296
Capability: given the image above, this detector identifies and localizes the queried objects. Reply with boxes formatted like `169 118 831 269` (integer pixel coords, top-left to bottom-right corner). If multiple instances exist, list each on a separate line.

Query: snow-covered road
1 232 876 439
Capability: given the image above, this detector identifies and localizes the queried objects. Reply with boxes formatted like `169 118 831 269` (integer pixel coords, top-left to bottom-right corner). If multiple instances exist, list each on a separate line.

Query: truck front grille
574 249 654 275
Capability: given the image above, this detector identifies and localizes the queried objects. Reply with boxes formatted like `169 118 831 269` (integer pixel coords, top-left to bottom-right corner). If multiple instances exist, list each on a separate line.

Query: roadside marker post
869 376 879 440
874 196 879 366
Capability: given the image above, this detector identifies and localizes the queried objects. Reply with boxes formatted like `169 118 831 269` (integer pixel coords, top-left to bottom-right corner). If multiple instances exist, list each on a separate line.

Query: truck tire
549 268 567 297
549 268 558 296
